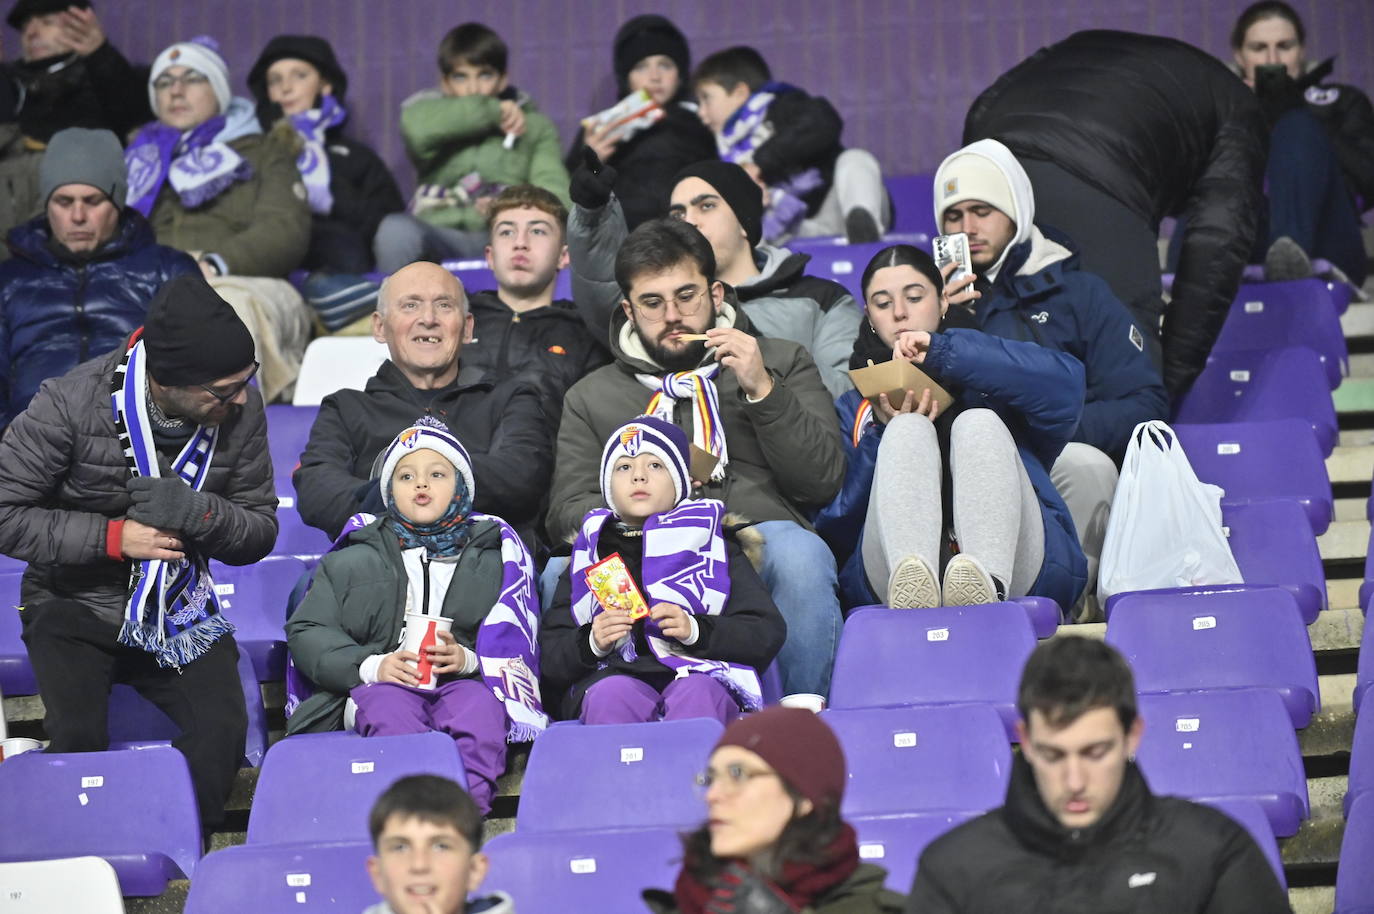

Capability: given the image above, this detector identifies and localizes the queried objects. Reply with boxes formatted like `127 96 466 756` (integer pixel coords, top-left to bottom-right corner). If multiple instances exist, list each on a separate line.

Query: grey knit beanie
39 127 128 209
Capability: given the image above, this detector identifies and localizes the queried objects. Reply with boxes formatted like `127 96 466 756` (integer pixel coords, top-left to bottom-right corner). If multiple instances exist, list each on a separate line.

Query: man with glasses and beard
547 217 847 703
0 274 276 840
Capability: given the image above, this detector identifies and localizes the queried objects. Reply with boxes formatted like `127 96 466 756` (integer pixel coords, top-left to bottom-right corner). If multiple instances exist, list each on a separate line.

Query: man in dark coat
0 127 196 431
907 638 1290 914
0 275 277 833
963 30 1268 398
293 261 551 542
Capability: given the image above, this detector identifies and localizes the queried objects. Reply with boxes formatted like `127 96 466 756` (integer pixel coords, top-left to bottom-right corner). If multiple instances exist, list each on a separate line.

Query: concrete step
1317 519 1369 563
1341 302 1374 338
1327 577 1363 612
1327 445 1373 486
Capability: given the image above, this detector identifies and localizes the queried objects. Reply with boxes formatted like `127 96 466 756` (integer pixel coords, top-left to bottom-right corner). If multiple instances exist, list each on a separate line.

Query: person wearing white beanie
147 36 231 119
929 138 1168 621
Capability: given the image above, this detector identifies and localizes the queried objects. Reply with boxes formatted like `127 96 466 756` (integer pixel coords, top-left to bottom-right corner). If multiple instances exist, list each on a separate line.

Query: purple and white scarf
289 94 347 215
717 82 823 241
637 365 728 481
570 500 762 711
110 333 232 669
125 115 254 217
288 511 549 742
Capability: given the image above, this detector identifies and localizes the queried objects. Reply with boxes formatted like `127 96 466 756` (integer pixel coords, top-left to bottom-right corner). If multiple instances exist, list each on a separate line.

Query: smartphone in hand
933 232 974 284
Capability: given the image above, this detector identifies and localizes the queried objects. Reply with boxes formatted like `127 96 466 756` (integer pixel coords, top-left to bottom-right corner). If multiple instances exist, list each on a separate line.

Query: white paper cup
402 613 454 691
778 693 827 713
0 737 42 761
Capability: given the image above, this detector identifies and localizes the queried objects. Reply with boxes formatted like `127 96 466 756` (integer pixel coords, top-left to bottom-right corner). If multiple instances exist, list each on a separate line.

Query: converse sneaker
887 555 940 609
941 555 1005 606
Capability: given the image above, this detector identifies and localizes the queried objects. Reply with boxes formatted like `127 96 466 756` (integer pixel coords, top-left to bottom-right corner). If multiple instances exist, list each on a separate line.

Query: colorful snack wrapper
585 552 650 620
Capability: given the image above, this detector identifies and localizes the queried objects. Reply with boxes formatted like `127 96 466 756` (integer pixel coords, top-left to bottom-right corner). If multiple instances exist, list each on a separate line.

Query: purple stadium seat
1357 614 1372 715
264 404 320 494
517 718 722 833
184 842 376 913
790 242 894 301
211 556 308 681
1344 702 1374 818
823 705 1011 818
885 173 937 240
1173 420 1332 535
247 731 466 846
1135 690 1308 837
1213 279 1347 388
107 645 269 766
829 604 1037 739
273 502 332 560
0 857 125 913
1362 524 1374 612
1013 596 1063 638
1106 586 1319 728
0 745 200 896
0 570 36 696
484 827 682 910
1327 279 1354 315
1222 500 1326 623
1337 794 1374 913
851 812 973 893
1175 346 1338 456
1202 799 1286 888
440 259 497 294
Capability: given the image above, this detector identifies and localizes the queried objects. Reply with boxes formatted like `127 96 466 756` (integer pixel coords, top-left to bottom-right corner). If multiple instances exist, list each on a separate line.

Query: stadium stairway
5 250 1373 914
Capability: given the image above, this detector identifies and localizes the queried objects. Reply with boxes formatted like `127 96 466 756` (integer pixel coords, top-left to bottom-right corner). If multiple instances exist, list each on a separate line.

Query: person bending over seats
286 424 547 815
907 637 1290 913
128 36 313 402
813 244 1086 613
541 417 784 726
642 706 907 913
364 774 513 914
0 275 276 835
547 218 846 701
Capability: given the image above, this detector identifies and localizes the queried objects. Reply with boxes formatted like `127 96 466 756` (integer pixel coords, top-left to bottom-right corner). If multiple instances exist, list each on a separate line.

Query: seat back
1216 279 1347 385
1337 793 1374 913
264 404 320 494
0 856 126 913
184 842 376 913
484 827 682 910
0 570 36 696
824 705 1011 818
293 338 390 407
829 604 1036 738
210 557 309 681
1222 500 1326 623
517 718 722 833
1135 690 1308 837
247 731 466 846
1106 586 1318 728
851 812 973 894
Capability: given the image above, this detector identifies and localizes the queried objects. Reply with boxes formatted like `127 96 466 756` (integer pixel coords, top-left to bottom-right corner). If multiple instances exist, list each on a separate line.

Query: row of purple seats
1347 703 1374 818
185 841 375 913
1358 612 1373 715
1176 346 1338 456
1212 279 1348 389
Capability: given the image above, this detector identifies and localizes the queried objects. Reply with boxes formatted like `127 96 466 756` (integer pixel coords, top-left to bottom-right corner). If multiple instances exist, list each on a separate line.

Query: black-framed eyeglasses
630 286 711 320
199 361 259 404
693 763 779 795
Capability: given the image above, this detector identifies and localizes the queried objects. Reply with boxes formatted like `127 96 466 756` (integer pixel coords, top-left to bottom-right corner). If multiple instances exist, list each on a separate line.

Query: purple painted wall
10 0 1370 188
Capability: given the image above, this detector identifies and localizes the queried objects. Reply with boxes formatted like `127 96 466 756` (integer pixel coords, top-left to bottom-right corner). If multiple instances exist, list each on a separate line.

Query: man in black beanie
568 156 861 398
0 273 277 836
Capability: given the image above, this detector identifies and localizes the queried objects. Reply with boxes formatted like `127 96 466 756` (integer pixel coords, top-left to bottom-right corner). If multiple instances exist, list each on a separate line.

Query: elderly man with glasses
547 216 847 703
0 274 277 840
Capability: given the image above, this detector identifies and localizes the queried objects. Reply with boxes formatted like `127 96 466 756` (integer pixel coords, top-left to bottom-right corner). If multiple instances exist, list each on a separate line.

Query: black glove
569 146 618 210
126 476 217 538
704 863 795 914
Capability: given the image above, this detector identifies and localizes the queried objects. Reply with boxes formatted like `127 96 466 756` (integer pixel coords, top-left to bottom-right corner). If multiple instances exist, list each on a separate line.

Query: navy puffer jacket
0 210 197 430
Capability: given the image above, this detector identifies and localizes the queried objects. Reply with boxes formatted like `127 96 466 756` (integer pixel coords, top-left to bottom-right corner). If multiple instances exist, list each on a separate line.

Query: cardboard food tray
849 359 955 412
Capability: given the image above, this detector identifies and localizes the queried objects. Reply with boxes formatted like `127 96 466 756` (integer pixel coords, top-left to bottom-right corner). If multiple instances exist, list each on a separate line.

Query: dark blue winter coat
0 211 197 430
814 328 1088 612
978 228 1168 460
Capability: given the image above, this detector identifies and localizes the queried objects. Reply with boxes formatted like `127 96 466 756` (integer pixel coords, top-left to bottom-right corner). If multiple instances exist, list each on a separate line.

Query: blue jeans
753 520 843 699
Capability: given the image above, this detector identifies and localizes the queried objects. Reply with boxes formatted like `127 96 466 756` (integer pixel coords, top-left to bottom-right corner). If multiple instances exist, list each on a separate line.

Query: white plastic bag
1098 420 1243 601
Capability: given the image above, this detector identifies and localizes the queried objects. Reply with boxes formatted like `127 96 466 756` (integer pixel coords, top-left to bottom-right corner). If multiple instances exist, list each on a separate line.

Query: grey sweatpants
796 148 891 238
1050 442 1119 621
862 410 1044 601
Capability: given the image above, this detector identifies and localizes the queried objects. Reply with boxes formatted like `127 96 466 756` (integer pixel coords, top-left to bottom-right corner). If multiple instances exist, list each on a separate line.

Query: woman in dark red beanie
643 706 907 913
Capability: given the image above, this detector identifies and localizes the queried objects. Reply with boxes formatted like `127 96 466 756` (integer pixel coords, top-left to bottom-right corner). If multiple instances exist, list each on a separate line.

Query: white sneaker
941 555 1002 606
887 555 940 609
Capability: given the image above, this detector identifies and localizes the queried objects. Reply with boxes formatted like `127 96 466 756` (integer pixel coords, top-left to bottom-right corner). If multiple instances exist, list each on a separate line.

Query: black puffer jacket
565 103 717 231
964 29 1267 396
1303 79 1374 208
292 361 551 540
463 290 610 423
0 346 278 627
0 43 151 144
0 211 197 430
907 756 1289 914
